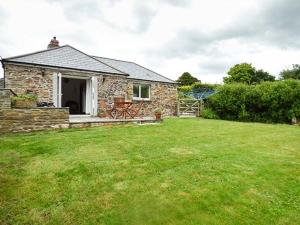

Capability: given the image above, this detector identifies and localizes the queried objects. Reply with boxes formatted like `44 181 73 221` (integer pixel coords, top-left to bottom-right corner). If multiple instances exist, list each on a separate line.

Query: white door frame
85 76 98 116
53 73 98 115
52 72 62 107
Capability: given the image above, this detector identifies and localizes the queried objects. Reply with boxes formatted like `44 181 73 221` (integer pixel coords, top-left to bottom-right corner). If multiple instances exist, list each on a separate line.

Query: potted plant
98 108 107 118
154 108 162 120
11 93 38 108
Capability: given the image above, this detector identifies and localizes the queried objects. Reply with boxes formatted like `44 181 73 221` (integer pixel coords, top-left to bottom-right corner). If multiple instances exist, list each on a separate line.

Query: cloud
46 0 101 22
132 3 157 33
1 0 300 82
164 0 190 7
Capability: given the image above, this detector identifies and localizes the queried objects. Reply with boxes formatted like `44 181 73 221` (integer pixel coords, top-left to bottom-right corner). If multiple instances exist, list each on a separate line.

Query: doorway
53 73 98 116
61 77 86 115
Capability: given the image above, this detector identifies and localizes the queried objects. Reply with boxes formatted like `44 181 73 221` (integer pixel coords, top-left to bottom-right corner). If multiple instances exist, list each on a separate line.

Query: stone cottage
1 37 177 117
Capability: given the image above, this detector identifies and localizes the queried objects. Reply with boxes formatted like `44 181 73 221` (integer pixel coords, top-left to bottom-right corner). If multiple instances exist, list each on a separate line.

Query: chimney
47 36 60 49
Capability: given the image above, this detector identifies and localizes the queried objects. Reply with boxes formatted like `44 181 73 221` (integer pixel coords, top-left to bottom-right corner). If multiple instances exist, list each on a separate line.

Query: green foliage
191 82 219 90
254 69 275 83
178 85 192 93
202 108 219 119
224 63 275 84
206 80 300 123
154 108 162 113
11 93 37 102
279 64 300 80
176 72 199 86
178 82 219 93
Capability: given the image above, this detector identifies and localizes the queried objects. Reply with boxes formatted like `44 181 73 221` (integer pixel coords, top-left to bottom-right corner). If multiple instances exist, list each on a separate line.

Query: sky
0 0 299 83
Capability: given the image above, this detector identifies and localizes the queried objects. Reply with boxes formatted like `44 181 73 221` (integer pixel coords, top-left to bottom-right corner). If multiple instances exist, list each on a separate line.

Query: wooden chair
99 99 114 118
128 100 144 118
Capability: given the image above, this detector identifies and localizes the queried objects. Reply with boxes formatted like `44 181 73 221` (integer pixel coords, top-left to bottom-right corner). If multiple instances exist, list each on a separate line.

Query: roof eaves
2 60 128 76
127 77 178 84
3 45 68 61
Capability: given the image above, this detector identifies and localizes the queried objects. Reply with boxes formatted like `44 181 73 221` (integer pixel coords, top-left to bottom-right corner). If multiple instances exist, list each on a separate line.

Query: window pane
141 85 149 99
133 85 139 98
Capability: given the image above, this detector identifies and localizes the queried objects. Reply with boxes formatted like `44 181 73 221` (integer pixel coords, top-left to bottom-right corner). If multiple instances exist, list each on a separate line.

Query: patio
69 115 160 128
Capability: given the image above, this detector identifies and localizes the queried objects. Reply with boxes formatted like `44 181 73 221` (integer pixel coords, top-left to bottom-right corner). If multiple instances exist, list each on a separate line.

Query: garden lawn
0 118 299 225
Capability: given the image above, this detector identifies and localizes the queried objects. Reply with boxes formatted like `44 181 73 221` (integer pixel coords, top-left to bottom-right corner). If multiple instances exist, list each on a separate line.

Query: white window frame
133 84 151 101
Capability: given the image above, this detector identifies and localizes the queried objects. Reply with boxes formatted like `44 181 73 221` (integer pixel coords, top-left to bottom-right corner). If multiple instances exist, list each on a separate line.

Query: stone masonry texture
4 63 178 117
0 108 69 133
0 89 13 108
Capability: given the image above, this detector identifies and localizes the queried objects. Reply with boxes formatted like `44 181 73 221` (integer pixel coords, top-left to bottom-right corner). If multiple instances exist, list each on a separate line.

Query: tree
224 63 275 84
253 69 275 83
279 64 300 80
224 63 255 84
176 72 199 86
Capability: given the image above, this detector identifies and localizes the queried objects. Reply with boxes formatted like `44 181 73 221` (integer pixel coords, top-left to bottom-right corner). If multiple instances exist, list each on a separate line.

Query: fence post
177 100 180 116
196 100 200 117
200 99 204 117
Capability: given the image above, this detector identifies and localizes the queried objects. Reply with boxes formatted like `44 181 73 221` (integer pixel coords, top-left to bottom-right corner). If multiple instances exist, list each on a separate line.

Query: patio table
111 101 133 119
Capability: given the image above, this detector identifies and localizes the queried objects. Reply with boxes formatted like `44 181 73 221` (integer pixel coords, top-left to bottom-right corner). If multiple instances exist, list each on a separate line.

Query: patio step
69 116 162 128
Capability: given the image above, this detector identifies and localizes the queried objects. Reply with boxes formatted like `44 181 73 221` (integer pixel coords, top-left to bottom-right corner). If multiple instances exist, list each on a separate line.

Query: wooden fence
177 99 204 117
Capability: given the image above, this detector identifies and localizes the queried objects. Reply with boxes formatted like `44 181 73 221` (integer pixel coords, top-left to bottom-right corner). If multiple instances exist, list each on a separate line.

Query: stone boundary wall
0 89 15 108
0 108 69 134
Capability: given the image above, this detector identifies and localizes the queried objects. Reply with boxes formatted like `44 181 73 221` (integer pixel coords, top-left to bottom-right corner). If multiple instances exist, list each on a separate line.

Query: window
133 84 150 100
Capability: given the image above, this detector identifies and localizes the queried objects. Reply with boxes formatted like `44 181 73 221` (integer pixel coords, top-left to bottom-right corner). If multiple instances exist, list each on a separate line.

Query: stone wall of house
5 63 178 117
4 64 54 102
0 89 14 108
0 78 4 88
98 78 177 117
127 80 177 116
4 64 103 103
97 75 128 104
0 108 69 134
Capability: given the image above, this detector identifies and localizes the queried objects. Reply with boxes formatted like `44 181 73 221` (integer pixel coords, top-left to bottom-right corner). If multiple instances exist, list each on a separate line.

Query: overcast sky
0 0 299 83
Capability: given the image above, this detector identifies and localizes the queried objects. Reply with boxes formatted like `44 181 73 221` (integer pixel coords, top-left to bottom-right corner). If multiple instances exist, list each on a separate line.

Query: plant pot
155 113 162 120
98 113 107 118
14 99 37 108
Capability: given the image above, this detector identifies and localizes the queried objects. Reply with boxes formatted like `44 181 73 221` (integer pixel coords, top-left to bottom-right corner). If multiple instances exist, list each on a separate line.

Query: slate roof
93 56 176 83
3 45 127 75
2 45 175 83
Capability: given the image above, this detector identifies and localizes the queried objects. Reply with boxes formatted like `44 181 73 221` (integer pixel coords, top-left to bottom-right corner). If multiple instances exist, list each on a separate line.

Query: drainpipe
0 57 5 88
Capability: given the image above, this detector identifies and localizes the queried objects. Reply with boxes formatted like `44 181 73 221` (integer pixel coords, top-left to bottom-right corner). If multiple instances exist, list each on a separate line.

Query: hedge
178 82 219 93
205 80 300 123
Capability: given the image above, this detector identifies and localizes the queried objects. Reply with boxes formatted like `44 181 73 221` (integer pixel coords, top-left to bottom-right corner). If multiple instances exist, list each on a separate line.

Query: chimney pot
47 36 59 49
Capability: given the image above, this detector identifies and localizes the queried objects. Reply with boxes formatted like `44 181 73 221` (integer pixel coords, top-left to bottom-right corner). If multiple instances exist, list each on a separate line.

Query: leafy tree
176 72 199 86
224 63 275 84
279 64 300 80
224 63 256 84
253 69 275 83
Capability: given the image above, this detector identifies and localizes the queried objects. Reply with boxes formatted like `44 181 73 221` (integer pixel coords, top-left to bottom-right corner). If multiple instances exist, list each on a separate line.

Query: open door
52 72 62 107
85 76 98 116
91 76 98 116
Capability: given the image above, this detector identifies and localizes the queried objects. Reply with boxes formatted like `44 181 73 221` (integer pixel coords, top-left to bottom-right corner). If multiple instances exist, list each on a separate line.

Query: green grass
0 118 299 225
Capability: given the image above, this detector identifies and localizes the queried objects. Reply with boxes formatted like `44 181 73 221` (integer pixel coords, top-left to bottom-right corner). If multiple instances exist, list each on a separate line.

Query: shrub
11 93 37 102
191 82 220 90
206 80 300 124
202 108 219 119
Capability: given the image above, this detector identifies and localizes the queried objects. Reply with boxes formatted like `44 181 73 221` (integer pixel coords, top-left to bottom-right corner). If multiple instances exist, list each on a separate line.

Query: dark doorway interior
61 78 86 114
